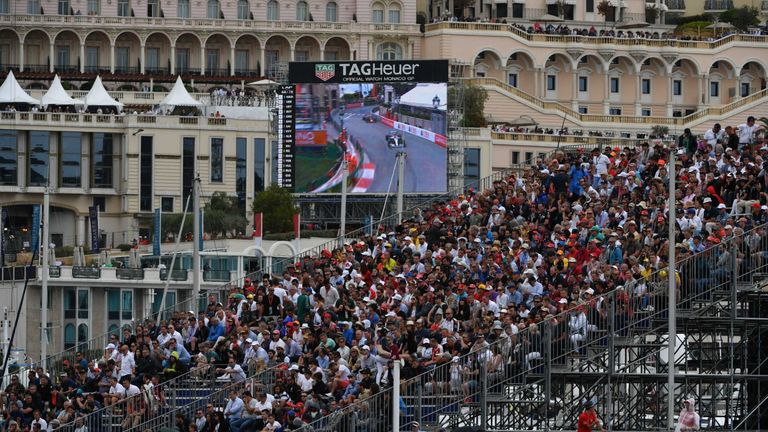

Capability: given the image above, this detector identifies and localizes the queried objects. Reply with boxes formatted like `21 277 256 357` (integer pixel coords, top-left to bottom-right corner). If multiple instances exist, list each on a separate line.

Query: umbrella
129 249 140 268
507 115 539 127
248 79 279 86
616 20 650 29
706 22 734 29
537 14 564 22
229 293 245 300
73 247 82 266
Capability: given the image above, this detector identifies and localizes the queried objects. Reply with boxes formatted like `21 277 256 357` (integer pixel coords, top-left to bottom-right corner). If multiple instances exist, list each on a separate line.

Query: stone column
49 43 55 72
140 43 146 74
76 216 86 247
170 44 176 74
230 45 235 75
200 45 206 75
604 74 611 114
19 42 24 72
571 70 579 111
80 43 85 73
110 43 115 73
667 75 674 117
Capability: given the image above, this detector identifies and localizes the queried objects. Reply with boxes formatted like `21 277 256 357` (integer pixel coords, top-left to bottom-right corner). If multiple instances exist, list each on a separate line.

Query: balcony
0 112 259 129
203 270 232 282
1 15 420 36
0 266 37 281
704 0 733 10
160 269 189 281
72 266 101 278
206 68 231 77
666 0 685 11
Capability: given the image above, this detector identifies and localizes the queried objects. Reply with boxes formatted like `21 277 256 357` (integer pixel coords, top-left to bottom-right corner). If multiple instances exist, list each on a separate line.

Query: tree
596 0 610 18
719 6 759 31
252 185 299 233
645 5 659 24
449 83 488 127
204 192 248 237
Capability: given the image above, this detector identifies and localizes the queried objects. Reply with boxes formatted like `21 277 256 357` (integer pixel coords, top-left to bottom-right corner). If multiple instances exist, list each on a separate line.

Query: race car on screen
386 130 405 148
362 113 377 123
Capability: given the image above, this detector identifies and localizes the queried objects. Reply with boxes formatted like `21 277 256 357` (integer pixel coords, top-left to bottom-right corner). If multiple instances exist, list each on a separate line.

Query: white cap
422 338 430 344
362 345 370 351
585 288 595 295
393 294 402 301
301 323 310 329
362 319 371 329
105 343 116 350
404 236 412 241
245 338 253 344
288 364 299 371
558 298 568 304
386 311 396 317
703 197 712 203
718 203 727 209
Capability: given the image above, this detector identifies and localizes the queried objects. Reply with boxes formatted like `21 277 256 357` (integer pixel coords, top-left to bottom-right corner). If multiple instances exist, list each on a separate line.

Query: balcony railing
0 64 20 72
704 0 733 10
160 269 188 281
203 270 231 282
666 0 685 10
1 14 420 34
84 66 112 73
116 267 145 280
114 66 141 74
0 266 37 281
206 67 230 77
49 266 61 278
72 266 101 278
22 64 49 72
145 67 170 75
0 112 256 128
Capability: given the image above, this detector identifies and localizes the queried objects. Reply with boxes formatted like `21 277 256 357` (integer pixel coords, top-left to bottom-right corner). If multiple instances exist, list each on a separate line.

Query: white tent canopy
0 71 40 105
41 75 84 107
398 83 447 111
84 76 123 110
159 76 203 107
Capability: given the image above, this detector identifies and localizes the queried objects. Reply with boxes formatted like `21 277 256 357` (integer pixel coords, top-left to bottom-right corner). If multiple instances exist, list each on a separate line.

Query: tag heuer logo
315 64 335 81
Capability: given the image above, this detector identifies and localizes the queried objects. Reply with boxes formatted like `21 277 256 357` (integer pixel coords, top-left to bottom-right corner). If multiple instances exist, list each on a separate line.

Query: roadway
340 106 447 193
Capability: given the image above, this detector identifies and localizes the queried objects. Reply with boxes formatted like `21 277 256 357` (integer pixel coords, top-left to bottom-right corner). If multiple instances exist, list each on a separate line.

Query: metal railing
301 222 768 432
124 362 288 432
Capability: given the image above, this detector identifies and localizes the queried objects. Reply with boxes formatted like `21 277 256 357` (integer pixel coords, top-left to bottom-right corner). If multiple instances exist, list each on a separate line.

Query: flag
293 213 300 240
253 213 263 238
88 206 100 253
199 209 204 251
153 208 161 256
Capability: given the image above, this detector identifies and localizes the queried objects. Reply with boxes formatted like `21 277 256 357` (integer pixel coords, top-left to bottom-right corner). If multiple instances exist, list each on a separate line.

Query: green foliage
760 117 768 138
645 5 659 23
54 246 75 257
252 185 299 234
117 244 133 252
651 125 669 138
719 6 759 31
596 0 610 17
668 13 714 26
675 21 714 37
449 84 489 127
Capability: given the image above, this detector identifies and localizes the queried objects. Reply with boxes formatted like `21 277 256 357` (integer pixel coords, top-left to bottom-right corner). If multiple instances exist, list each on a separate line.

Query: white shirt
125 384 141 398
738 123 759 144
109 383 126 396
119 351 135 378
703 128 724 146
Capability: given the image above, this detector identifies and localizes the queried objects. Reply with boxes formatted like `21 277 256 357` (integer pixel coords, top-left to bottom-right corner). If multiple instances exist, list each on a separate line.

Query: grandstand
2 131 768 432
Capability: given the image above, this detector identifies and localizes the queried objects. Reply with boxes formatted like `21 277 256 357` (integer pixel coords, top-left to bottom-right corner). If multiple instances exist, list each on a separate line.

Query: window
153 290 177 315
641 108 651 117
266 0 279 20
586 0 594 12
161 197 174 212
511 151 520 164
107 290 133 321
117 0 129 16
578 106 588 114
93 196 106 212
147 0 158 16
546 75 556 91
610 77 620 93
146 48 159 72
178 0 190 17
77 324 88 344
58 0 69 14
237 0 249 19
296 0 308 20
740 82 750 97
85 47 99 72
609 107 622 115
507 73 518 88
388 3 401 23
524 152 533 162
326 1 337 21
27 0 40 14
372 2 384 23
578 76 588 92
56 46 70 69
115 47 130 71
176 48 190 73
463 148 480 188
28 131 49 187
182 137 195 204
236 137 247 212
0 130 18 186
92 133 113 188
325 51 337 61
511 3 522 17
207 0 219 18
235 50 249 73
0 0 9 13
140 136 153 212
210 138 223 182
64 324 76 349
77 289 89 319
641 78 651 94
376 42 402 60
254 137 265 193
710 81 719 97
87 0 99 14
294 50 308 62
60 132 81 188
673 79 682 96
206 49 220 73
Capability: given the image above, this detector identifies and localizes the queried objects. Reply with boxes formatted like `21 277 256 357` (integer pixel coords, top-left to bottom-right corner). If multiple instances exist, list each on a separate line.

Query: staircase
303 223 768 432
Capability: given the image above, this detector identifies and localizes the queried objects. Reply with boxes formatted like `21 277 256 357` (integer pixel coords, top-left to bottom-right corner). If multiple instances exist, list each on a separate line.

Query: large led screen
286 60 449 194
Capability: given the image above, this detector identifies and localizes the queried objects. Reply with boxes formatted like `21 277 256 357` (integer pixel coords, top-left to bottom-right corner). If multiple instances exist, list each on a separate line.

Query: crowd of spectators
1 117 767 432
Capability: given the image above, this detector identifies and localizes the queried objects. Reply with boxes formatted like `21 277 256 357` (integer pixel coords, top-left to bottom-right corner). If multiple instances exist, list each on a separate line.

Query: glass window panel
546 75 556 91
140 136 153 212
710 81 719 97
235 50 248 73
87 0 99 14
610 77 620 93
116 47 129 70
161 197 174 212
64 289 76 319
176 48 190 72
28 131 49 187
92 133 113 188
60 132 81 187
267 0 278 20
58 0 69 14
238 0 249 19
122 291 132 320
117 0 129 16
107 290 120 320
0 130 18 186
296 0 307 20
325 1 336 21
388 8 400 23
673 80 682 96
77 324 88 343
27 0 40 14
206 49 219 73
0 0 10 13
178 0 190 17
56 47 70 69
372 8 383 23
579 76 588 92
207 0 219 18
77 290 89 319
147 0 158 16
64 324 76 349
210 138 223 182
182 137 195 204
641 78 651 94
236 137 247 211
254 137 265 193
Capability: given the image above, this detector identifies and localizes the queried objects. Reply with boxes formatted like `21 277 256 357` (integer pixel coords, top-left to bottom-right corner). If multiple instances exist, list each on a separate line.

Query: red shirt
577 409 598 432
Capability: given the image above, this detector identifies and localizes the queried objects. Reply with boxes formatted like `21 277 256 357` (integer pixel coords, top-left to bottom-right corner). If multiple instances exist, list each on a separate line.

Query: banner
153 208 161 256
289 60 450 84
0 207 5 265
253 213 263 238
89 206 100 253
295 130 328 147
293 213 300 240
379 116 447 148
31 204 41 257
199 209 204 251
